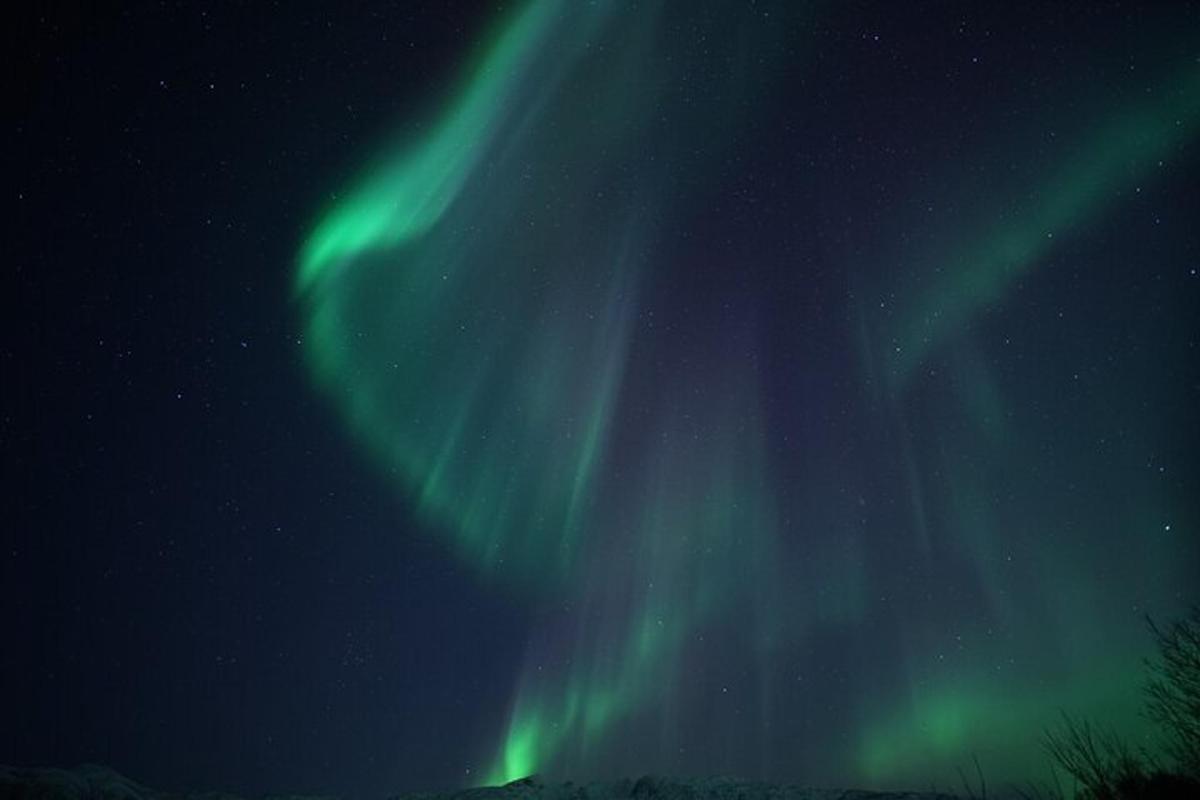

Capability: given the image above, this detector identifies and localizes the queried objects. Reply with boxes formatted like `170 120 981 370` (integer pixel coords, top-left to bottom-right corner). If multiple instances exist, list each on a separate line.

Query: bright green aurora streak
296 0 1199 791
297 0 797 781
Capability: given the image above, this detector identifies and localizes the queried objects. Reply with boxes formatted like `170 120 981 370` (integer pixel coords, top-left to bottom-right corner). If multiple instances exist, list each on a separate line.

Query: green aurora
295 0 1200 791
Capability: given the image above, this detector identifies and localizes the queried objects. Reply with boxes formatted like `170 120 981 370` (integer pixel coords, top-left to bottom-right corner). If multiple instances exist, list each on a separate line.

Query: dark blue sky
6 2 1199 798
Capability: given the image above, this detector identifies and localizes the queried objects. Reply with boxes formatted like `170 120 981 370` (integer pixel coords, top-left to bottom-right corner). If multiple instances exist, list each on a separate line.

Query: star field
5 2 1199 798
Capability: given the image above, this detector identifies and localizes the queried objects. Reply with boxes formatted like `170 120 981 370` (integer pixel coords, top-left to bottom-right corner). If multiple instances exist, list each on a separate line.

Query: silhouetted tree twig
1144 609 1200 780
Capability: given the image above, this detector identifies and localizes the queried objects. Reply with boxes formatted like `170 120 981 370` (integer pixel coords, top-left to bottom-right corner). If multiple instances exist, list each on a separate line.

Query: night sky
6 2 1200 798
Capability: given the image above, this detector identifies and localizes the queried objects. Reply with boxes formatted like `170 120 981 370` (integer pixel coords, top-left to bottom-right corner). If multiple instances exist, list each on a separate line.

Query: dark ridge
0 766 959 800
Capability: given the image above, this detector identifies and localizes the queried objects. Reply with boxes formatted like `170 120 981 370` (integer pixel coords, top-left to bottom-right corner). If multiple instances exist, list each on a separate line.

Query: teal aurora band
295 0 1200 790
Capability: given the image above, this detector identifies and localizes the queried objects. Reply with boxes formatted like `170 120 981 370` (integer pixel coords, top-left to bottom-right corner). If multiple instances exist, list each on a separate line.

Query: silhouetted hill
0 767 960 800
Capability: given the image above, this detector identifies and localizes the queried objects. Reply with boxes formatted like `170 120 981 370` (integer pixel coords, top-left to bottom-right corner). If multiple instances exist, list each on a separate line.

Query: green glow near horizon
483 399 778 784
858 658 1159 790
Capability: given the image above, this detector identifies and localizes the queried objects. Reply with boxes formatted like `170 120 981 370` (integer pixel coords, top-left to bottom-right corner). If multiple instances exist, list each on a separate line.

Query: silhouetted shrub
1037 608 1200 799
1042 713 1143 800
1144 609 1200 780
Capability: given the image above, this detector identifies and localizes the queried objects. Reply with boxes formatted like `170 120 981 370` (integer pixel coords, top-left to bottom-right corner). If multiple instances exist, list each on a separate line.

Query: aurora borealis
294 0 1200 790
6 1 1199 797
